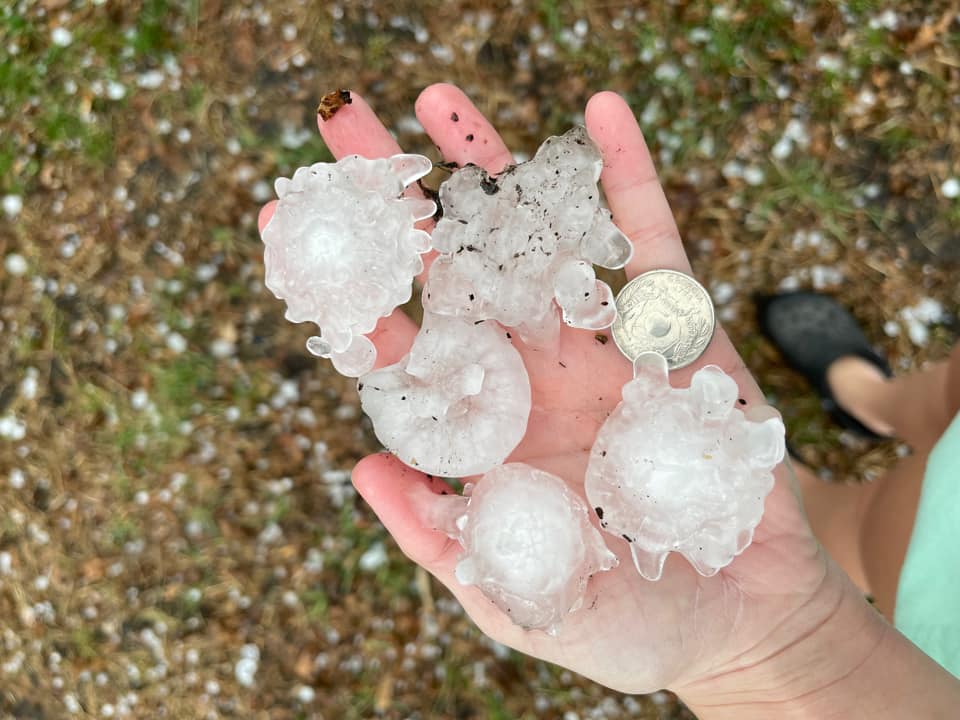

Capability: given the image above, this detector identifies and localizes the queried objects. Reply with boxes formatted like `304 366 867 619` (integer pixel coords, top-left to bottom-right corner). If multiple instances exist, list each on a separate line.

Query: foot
825 356 895 438
756 291 894 439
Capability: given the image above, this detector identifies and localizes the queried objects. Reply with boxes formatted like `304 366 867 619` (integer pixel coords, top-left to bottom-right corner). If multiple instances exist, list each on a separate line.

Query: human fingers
412 83 514 286
584 91 691 279
316 90 404 158
583 93 770 401
317 90 437 286
351 453 464 577
415 83 513 174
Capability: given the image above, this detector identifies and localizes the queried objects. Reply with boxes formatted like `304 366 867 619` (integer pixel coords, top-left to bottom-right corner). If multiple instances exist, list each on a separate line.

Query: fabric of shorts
895 410 960 678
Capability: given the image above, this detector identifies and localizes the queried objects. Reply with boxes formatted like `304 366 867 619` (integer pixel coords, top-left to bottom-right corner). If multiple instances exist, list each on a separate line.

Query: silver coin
611 269 716 370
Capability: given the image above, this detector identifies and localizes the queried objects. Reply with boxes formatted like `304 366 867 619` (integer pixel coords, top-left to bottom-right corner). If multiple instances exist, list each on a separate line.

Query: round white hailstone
424 127 632 347
9 468 25 489
771 137 792 160
743 166 765 186
444 463 617 635
358 542 388 572
359 314 531 477
3 195 23 218
585 353 785 581
166 332 187 354
261 153 436 377
51 27 73 47
941 177 960 199
5 253 28 276
295 685 316 703
234 644 259 687
106 81 126 100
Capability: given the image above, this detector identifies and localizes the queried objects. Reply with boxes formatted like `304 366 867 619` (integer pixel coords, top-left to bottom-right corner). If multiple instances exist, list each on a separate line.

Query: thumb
352 453 565 656
351 453 463 574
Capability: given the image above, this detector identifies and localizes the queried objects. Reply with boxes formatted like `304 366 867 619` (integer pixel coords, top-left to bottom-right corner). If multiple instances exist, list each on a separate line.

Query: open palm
259 84 841 696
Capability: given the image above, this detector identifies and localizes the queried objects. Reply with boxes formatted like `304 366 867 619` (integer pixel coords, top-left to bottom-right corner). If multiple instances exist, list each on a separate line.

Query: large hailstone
585 352 786 581
424 463 617 635
358 314 531 477
261 154 436 377
423 127 633 347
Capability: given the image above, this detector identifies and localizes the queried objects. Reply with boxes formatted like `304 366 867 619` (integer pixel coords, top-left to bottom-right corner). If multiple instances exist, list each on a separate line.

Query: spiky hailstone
422 463 617 635
261 154 436 377
358 314 531 477
585 352 786 581
423 127 633 347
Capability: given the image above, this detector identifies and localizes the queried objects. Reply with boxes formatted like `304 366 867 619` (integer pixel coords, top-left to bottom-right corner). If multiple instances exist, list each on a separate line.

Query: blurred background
1 1 958 718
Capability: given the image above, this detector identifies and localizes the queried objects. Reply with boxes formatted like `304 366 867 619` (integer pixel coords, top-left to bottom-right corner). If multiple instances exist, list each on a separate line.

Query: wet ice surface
586 353 785 581
424 126 633 347
428 463 617 636
358 314 531 477
261 154 436 376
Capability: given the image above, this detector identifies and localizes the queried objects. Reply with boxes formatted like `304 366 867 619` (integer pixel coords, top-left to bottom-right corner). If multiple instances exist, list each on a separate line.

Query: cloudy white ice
359 314 531 478
424 127 633 347
261 153 436 376
420 463 617 635
586 353 785 580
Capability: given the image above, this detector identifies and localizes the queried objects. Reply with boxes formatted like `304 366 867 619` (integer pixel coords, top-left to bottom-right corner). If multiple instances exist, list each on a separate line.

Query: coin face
611 269 716 370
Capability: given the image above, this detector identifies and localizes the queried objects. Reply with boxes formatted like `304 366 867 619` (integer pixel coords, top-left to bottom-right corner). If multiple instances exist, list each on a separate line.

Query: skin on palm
258 85 839 696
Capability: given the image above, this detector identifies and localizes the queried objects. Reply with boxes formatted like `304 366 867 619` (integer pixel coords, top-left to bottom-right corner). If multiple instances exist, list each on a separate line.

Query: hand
258 85 887 709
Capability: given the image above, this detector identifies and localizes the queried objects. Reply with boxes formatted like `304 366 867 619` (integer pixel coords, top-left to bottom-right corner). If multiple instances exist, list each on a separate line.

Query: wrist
676 561 960 719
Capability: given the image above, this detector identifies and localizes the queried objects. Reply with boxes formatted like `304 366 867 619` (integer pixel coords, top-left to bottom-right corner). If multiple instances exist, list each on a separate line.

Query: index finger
584 91 691 278
257 91 410 232
414 83 513 174
316 91 404 159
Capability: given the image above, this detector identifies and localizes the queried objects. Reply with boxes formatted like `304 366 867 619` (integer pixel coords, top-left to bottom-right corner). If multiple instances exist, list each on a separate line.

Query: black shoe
756 291 892 440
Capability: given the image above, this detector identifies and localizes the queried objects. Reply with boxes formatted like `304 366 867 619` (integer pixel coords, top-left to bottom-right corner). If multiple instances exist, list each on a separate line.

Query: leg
794 461 875 594
828 354 955 452
858 452 930 621
803 344 960 620
859 345 960 619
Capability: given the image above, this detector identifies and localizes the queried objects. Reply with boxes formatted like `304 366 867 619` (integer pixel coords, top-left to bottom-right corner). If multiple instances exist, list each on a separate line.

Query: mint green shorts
894 411 960 677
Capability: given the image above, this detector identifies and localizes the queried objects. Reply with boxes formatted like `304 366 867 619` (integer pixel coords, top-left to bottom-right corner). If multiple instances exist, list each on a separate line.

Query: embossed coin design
611 269 716 370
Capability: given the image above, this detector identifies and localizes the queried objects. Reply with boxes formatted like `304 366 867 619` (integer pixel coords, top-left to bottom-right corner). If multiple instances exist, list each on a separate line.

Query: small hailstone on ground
586 353 785 581
235 644 260 688
711 282 735 305
294 685 316 703
900 297 944 347
742 166 765 186
941 177 960 199
131 389 149 410
2 195 23 218
4 253 27 275
0 415 26 440
9 468 25 489
261 153 435 376
425 463 616 635
209 338 235 358
137 70 164 89
424 127 632 347
106 80 126 100
359 313 530 477
51 27 73 47
166 332 187 354
20 368 38 400
358 542 388 572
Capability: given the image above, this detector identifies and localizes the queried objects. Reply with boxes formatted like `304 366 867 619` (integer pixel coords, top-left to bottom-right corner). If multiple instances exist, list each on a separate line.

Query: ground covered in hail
1 2 958 719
